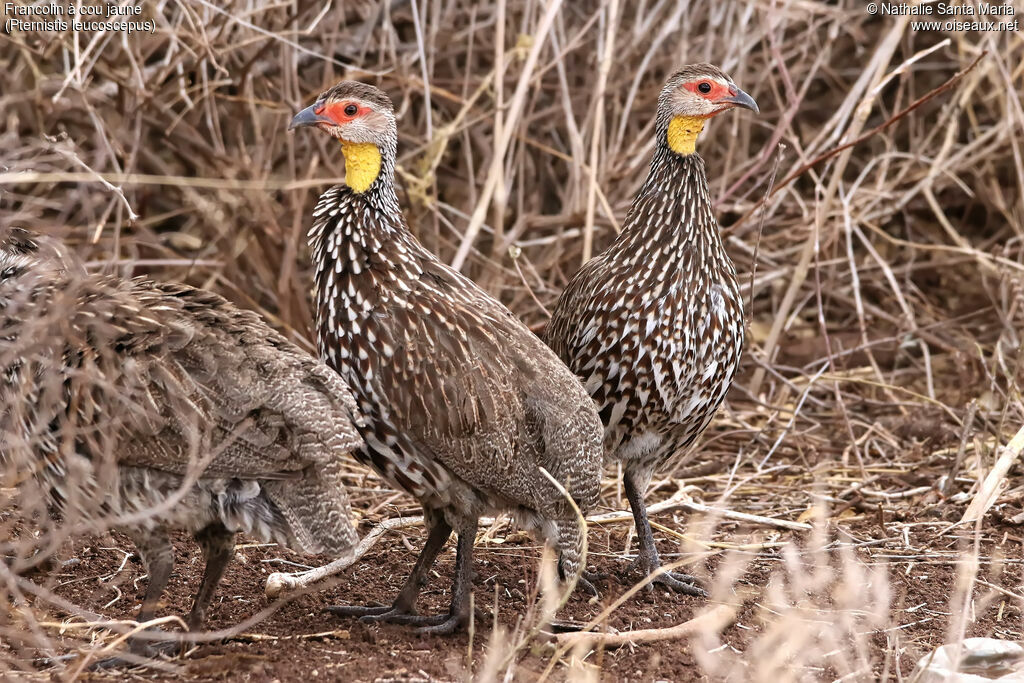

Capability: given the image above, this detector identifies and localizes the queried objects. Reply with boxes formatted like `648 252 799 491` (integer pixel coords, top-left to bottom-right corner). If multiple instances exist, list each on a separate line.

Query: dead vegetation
2 0 1023 680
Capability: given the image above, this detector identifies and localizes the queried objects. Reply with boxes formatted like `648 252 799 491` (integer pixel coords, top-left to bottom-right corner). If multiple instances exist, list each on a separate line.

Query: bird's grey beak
289 103 332 130
718 87 759 114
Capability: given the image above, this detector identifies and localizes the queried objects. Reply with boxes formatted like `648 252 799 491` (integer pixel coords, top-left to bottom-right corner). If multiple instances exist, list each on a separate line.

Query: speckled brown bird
543 65 758 594
290 82 604 633
0 228 362 657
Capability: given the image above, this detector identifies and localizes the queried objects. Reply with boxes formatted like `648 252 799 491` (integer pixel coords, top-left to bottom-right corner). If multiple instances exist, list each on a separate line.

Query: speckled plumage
545 152 744 464
543 66 754 593
0 229 362 650
295 82 603 633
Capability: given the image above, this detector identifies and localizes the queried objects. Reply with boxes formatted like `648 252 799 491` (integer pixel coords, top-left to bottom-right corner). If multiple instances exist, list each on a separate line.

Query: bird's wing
113 281 363 482
361 255 598 509
111 281 361 555
542 256 653 449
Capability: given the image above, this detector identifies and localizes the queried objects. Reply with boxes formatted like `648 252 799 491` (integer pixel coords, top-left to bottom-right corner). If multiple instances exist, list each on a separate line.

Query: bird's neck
589 145 741 310
606 145 732 278
307 174 426 308
307 180 417 269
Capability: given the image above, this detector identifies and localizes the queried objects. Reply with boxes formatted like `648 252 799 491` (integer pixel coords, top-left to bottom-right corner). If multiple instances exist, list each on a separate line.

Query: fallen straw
265 515 424 598
587 485 812 532
553 602 739 647
959 424 1024 524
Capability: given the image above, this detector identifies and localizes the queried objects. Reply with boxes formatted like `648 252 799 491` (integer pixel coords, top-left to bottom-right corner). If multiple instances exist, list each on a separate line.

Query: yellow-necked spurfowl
543 64 758 595
290 82 603 634
0 228 362 658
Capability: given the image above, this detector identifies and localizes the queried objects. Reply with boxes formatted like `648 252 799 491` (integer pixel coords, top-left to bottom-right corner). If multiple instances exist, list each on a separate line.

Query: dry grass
2 0 1024 680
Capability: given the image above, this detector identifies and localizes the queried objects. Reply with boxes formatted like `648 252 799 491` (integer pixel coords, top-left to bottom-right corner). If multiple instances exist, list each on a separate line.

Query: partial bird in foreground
543 64 758 594
0 228 362 659
290 82 604 634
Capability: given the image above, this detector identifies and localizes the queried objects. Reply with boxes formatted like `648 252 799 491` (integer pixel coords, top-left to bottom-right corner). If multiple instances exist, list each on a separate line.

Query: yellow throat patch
667 116 707 156
340 141 382 194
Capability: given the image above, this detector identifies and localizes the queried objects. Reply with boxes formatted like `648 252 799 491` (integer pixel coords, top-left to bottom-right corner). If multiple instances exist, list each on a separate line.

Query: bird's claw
647 569 707 597
622 554 706 597
325 603 395 619
575 573 601 598
90 638 182 670
415 613 466 635
327 603 472 633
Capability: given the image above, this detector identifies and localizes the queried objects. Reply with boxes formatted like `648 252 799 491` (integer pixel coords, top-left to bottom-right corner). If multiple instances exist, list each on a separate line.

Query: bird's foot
415 611 467 635
647 569 707 597
545 620 588 634
623 555 707 597
574 571 607 598
366 610 447 627
90 637 182 670
325 603 396 619
582 569 613 585
327 603 470 633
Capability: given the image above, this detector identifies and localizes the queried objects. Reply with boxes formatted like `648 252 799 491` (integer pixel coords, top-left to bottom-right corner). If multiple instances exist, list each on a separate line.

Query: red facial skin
317 101 370 125
681 80 740 115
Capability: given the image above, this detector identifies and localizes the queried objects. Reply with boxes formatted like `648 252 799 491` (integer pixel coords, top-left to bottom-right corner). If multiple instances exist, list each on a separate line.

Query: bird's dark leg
623 470 705 597
186 523 235 632
133 529 175 628
573 572 601 598
330 517 477 634
92 529 177 668
327 514 452 621
415 519 476 635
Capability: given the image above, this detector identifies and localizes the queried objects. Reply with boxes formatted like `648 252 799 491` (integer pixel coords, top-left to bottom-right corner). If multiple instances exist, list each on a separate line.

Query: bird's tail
260 463 358 557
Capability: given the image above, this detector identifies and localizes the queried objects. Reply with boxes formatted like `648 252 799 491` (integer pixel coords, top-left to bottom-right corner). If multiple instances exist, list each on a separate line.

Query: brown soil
16 470 1024 682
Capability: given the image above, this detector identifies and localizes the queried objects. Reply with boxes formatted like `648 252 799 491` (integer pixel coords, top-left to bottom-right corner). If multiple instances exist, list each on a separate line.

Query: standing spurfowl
543 64 758 594
290 81 603 633
0 228 362 658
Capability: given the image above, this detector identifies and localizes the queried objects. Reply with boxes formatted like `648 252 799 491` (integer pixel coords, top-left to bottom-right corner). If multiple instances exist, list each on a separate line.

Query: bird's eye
697 82 712 94
344 104 358 116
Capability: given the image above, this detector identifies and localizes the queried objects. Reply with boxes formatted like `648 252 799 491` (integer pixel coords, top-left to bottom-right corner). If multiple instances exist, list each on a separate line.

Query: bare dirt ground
14 408 1023 681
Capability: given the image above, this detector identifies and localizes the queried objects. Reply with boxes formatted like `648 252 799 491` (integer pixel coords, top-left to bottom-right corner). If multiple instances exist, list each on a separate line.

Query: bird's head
289 81 397 194
657 64 758 156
